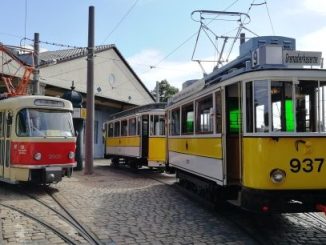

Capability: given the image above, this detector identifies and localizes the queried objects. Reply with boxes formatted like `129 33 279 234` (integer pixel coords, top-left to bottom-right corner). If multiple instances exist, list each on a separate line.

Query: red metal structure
0 44 34 97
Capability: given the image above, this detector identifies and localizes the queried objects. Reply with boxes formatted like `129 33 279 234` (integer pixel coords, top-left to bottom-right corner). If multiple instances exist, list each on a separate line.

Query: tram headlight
34 152 42 161
68 151 75 160
270 168 286 183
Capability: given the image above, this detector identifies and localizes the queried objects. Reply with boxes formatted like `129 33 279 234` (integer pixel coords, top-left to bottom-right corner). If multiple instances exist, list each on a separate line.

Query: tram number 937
289 158 324 173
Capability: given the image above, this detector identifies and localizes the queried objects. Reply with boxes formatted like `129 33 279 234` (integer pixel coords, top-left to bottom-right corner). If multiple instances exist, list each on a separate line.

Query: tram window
271 81 294 132
121 120 128 136
296 80 318 132
254 81 269 132
171 108 180 135
128 118 137 136
114 121 120 137
246 82 253 132
108 123 114 137
196 95 213 134
182 103 194 134
319 81 326 132
16 109 74 137
151 115 165 136
215 91 222 134
137 117 141 135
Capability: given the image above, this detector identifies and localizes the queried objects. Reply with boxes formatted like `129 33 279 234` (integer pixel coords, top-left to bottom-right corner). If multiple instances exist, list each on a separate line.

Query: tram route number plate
46 167 62 171
289 158 324 173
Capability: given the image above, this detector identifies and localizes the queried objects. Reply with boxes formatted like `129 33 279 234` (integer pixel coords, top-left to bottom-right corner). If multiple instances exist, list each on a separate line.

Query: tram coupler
316 204 326 214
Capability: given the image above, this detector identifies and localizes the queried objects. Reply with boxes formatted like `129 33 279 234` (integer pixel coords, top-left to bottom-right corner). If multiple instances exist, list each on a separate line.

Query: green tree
151 79 179 102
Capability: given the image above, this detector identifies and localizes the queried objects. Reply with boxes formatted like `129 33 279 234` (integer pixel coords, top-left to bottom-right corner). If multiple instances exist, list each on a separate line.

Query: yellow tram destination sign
284 50 322 66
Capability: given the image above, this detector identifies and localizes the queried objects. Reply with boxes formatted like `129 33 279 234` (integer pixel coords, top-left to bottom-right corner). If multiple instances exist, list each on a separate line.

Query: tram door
0 111 10 179
141 115 149 158
225 83 242 184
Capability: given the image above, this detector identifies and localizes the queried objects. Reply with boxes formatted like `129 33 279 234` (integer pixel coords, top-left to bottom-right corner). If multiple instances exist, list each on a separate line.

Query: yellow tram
166 35 326 213
104 103 167 169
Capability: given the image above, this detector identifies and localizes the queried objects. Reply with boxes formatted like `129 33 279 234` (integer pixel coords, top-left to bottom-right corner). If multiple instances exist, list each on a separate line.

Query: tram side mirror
7 112 13 125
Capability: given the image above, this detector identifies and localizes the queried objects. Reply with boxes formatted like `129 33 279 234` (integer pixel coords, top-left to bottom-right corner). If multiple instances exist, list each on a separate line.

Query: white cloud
303 0 326 15
298 27 326 58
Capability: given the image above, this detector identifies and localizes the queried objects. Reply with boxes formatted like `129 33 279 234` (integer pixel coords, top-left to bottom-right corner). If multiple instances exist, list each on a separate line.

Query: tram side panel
106 136 141 158
168 137 224 185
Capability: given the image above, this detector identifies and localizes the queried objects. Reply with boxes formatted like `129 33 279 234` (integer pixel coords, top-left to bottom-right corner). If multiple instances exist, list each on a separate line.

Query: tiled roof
39 44 115 66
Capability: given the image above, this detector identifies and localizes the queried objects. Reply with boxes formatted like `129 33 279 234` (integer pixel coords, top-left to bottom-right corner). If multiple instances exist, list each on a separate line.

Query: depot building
36 45 154 158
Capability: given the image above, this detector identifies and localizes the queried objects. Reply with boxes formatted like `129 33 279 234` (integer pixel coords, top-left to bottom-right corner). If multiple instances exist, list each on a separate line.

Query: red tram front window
16 108 74 137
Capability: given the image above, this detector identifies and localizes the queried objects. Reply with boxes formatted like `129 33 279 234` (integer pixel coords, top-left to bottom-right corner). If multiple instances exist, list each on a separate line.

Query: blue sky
1 0 326 90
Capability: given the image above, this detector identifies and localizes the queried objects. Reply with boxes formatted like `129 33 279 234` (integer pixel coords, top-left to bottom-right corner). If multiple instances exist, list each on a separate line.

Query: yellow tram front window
271 81 294 132
16 108 74 137
150 115 165 136
319 81 326 132
296 80 318 132
246 79 326 133
254 81 269 133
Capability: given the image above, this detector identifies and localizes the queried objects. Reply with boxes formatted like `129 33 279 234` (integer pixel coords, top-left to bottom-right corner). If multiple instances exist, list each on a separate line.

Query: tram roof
169 35 324 105
0 95 73 110
107 102 166 121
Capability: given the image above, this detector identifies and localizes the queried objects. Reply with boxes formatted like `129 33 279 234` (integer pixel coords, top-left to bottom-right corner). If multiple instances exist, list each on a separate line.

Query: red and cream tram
0 95 76 184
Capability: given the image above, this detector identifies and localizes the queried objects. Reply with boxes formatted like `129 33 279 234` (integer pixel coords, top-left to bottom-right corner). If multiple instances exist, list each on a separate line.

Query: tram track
0 184 103 245
131 166 326 245
125 167 267 245
0 202 79 244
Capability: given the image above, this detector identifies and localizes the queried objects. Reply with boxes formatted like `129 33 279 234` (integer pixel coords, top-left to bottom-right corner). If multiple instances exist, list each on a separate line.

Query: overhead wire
142 0 242 74
24 0 27 47
101 0 140 44
265 1 275 35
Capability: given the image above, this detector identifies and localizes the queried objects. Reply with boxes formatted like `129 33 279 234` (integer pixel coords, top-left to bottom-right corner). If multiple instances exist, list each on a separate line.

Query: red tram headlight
34 152 42 161
270 169 286 183
68 151 75 160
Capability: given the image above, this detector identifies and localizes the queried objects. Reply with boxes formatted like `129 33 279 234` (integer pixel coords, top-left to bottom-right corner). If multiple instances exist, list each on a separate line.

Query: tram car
0 95 76 184
104 103 167 169
166 35 326 213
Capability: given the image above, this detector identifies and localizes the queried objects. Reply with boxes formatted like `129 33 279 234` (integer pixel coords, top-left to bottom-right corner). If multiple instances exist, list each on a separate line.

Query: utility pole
33 32 40 95
84 6 95 175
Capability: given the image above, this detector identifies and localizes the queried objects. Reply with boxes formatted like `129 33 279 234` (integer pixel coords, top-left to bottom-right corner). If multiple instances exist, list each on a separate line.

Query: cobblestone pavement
0 159 258 244
0 159 325 244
